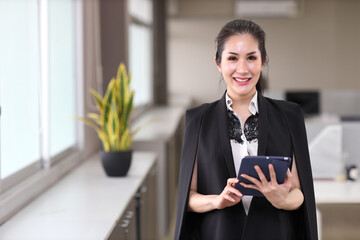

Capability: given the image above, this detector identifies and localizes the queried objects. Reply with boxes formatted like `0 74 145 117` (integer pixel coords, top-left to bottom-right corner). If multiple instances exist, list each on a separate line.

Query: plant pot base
100 151 132 177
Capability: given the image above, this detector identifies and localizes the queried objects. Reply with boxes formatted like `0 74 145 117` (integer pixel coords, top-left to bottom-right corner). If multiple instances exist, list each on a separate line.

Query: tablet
235 156 291 197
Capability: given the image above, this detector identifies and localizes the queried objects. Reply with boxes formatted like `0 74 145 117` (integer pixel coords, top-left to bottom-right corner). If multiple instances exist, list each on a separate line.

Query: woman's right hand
214 178 243 209
188 157 243 213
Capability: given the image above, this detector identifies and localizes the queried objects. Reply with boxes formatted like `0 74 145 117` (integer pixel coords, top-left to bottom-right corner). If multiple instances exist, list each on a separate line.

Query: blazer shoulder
185 103 208 125
185 99 220 124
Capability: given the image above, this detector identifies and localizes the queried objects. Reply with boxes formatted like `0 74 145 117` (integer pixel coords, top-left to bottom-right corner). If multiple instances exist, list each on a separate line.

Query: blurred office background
0 0 359 239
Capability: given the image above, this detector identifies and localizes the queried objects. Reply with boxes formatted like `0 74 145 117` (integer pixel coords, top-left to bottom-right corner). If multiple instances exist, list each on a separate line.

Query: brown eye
228 56 237 61
248 56 257 61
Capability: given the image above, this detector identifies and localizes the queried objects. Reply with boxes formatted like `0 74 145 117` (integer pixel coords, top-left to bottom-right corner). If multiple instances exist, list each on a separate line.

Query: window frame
0 0 86 224
0 0 80 190
129 15 154 108
0 0 168 225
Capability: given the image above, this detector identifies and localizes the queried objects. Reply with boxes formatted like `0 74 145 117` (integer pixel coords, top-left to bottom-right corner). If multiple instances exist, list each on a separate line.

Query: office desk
314 180 360 204
314 180 360 240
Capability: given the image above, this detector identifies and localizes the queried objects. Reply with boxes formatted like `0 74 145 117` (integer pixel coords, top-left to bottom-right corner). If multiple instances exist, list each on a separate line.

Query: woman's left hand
240 164 293 209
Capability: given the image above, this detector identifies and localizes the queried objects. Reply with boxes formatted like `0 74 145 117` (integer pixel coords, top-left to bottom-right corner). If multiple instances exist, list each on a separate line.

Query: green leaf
87 113 101 125
75 116 110 151
107 106 120 151
120 128 130 150
122 90 134 130
119 66 125 121
102 79 115 138
74 116 100 131
77 62 136 152
90 89 104 113
96 128 110 151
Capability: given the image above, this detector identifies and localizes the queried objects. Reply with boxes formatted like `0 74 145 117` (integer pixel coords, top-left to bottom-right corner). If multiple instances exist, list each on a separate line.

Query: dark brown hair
215 19 267 93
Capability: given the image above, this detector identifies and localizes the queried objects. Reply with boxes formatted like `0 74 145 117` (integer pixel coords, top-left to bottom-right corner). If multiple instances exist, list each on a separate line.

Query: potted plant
77 63 137 176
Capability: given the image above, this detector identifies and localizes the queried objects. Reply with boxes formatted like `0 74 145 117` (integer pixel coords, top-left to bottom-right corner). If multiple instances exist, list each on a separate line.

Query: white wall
168 0 360 105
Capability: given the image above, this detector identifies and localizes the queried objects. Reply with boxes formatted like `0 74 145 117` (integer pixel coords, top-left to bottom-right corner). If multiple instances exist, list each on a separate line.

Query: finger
226 187 243 197
233 195 242 202
223 194 236 202
227 178 239 187
283 169 293 184
287 169 293 178
254 165 268 183
240 182 259 191
268 164 277 183
240 173 261 186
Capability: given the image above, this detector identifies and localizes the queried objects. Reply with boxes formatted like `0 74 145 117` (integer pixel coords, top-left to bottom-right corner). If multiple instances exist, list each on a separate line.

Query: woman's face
216 34 264 100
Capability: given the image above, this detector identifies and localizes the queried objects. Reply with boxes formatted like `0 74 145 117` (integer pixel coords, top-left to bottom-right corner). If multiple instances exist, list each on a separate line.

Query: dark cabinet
107 165 157 240
136 166 157 240
108 198 137 240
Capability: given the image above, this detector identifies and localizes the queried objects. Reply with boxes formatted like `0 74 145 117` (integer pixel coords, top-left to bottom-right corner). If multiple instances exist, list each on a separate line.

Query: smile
233 77 251 83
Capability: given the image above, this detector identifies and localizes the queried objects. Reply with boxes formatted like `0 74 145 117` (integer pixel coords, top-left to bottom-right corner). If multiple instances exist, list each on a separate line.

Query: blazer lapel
217 93 237 177
257 94 269 156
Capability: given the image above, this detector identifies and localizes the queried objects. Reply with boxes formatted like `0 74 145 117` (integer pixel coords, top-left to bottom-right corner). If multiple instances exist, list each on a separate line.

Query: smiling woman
175 19 318 240
215 34 264 105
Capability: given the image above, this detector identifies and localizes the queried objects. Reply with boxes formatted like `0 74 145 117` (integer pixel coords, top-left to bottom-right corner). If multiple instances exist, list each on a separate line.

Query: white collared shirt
226 92 259 215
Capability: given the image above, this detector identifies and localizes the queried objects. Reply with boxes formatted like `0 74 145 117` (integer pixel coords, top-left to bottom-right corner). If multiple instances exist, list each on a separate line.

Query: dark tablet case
236 156 291 197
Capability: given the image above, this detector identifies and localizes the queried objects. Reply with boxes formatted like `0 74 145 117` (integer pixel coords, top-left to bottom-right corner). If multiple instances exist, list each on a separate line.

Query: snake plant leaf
128 72 132 86
76 63 136 152
119 72 125 121
74 116 100 132
115 76 122 115
120 128 131 150
125 136 132 150
120 64 131 118
87 113 101 125
102 79 115 138
116 63 127 85
107 106 120 151
90 89 104 113
96 128 110 152
122 90 134 130
113 81 121 134
103 78 115 108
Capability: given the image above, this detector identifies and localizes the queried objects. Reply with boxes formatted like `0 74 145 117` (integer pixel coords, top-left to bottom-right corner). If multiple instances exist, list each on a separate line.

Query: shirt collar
226 91 259 115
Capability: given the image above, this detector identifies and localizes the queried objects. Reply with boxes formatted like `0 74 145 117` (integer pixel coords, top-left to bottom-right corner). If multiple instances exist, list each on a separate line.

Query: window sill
0 152 157 239
0 150 86 225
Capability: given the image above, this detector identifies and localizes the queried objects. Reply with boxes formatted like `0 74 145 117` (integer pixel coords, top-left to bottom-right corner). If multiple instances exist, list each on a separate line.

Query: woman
174 19 318 240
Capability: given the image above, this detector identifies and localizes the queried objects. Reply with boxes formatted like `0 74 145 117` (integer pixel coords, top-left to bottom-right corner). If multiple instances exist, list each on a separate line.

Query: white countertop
0 152 157 240
314 180 360 204
132 106 185 142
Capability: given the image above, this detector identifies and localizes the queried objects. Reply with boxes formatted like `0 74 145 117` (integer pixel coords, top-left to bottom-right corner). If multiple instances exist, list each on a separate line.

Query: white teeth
234 78 250 82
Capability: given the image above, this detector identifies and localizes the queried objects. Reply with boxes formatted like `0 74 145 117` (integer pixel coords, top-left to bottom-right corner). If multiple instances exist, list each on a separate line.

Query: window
128 0 153 107
0 0 41 180
48 0 77 159
0 0 80 191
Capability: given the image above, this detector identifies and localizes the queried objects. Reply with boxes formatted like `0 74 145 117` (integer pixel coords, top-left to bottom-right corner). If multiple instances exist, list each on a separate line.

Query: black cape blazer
174 93 318 240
